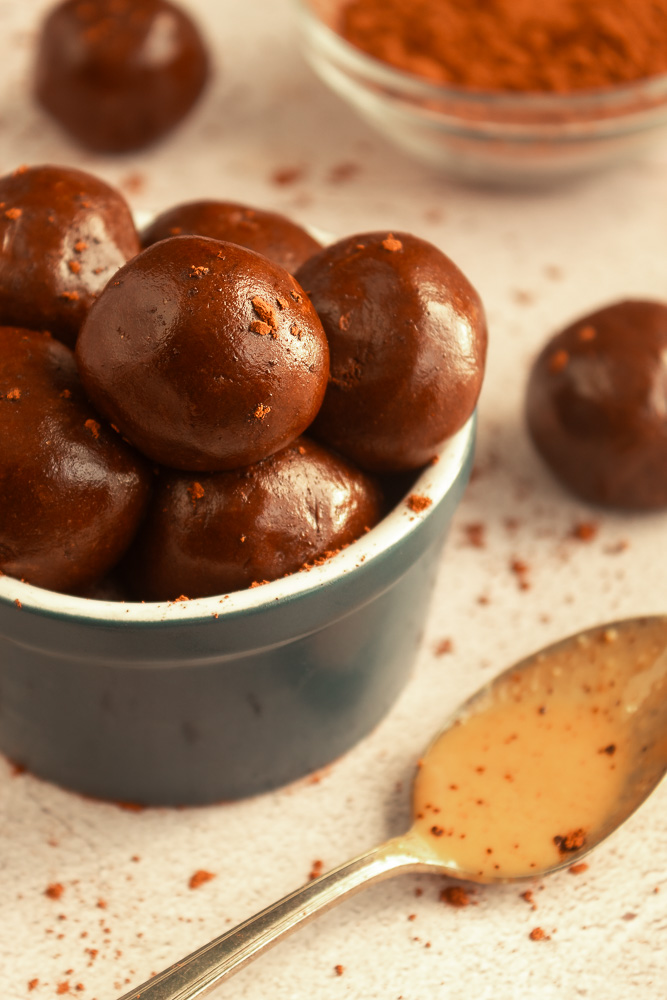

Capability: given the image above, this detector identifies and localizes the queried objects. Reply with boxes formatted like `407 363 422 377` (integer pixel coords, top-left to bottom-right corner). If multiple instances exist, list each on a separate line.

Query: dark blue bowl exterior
0 428 474 805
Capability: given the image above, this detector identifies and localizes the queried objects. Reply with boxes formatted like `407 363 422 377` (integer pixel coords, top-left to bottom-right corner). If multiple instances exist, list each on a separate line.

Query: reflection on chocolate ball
526 299 667 509
0 328 151 593
295 231 487 472
123 437 383 600
0 164 140 349
76 236 330 471
141 201 322 274
35 0 209 153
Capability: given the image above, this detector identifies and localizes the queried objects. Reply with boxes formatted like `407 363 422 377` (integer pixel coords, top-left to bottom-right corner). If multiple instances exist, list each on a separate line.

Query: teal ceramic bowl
0 416 475 805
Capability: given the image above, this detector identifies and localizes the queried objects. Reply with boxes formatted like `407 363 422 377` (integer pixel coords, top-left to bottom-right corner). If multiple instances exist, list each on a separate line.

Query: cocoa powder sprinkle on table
189 870 216 890
529 927 549 941
440 886 470 907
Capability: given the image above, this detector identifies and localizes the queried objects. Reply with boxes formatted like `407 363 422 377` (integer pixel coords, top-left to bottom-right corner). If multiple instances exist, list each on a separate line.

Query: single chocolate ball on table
76 236 330 472
526 299 667 510
141 201 322 274
295 231 487 473
0 164 140 349
35 0 209 153
123 437 383 600
0 327 152 594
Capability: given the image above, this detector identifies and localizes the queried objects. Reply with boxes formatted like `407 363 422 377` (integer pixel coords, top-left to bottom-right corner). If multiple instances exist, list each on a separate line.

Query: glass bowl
294 0 667 186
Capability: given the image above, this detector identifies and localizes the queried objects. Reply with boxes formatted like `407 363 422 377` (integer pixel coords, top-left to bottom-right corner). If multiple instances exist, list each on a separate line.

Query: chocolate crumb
463 522 485 547
251 296 278 330
407 493 432 513
572 521 598 541
529 927 549 941
271 166 304 186
189 870 215 890
381 234 403 252
440 886 470 907
250 320 271 336
553 828 586 853
548 349 569 374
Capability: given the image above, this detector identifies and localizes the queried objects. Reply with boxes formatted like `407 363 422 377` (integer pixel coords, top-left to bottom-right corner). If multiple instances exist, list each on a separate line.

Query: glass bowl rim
294 0 667 114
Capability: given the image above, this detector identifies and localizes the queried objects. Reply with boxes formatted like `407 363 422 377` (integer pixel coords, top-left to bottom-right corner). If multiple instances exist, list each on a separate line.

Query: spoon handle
118 837 429 1000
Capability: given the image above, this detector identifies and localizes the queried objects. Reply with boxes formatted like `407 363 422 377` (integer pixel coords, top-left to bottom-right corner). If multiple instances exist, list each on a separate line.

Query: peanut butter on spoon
120 616 667 1000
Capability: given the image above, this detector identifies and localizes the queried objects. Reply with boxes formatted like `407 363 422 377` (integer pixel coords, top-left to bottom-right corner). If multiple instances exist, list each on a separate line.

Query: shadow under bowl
0 417 475 806
294 0 667 186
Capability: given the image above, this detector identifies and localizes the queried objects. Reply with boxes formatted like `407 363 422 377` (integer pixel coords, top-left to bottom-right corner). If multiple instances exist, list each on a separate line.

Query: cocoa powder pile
340 0 667 92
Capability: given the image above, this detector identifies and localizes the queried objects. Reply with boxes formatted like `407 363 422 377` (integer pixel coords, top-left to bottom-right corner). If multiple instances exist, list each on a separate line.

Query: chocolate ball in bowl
35 0 209 153
526 299 667 509
296 231 487 472
0 165 140 349
0 328 152 593
141 201 323 273
123 437 383 600
76 236 330 471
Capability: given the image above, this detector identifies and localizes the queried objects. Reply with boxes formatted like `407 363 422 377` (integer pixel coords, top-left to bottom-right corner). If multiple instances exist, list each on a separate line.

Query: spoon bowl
119 615 667 1000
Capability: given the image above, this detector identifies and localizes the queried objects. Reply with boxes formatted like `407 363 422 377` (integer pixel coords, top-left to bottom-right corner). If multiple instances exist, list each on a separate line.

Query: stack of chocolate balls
0 165 487 601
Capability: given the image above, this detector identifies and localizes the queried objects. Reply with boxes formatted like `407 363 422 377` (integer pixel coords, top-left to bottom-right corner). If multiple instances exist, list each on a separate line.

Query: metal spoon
119 615 667 1000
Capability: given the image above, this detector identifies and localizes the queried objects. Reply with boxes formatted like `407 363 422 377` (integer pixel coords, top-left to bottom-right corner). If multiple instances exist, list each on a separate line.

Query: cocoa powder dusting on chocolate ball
526 299 667 509
0 165 140 348
0 328 151 593
122 437 383 600
35 0 209 153
296 231 487 472
141 201 322 274
76 236 330 471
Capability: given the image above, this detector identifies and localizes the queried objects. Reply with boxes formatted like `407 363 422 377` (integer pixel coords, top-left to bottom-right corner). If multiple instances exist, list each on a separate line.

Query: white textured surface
1 1 667 997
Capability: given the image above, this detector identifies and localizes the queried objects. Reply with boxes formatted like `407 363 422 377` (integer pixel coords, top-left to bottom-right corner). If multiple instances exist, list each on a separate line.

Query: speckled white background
1 1 667 997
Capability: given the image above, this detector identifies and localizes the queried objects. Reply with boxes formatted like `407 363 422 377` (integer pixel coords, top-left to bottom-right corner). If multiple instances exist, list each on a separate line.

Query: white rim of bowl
0 416 474 624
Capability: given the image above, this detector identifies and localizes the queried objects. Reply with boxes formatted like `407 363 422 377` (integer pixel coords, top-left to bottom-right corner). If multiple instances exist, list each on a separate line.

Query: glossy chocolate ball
141 201 322 273
0 327 152 593
76 236 330 471
0 164 140 349
526 300 667 509
35 0 209 153
295 231 487 472
123 437 383 600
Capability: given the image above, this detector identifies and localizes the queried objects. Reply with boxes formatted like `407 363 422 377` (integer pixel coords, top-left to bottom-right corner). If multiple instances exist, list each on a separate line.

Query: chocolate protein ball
0 164 140 349
526 299 667 510
122 437 383 600
35 0 209 153
295 231 487 472
76 236 330 471
0 328 151 593
141 201 322 274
